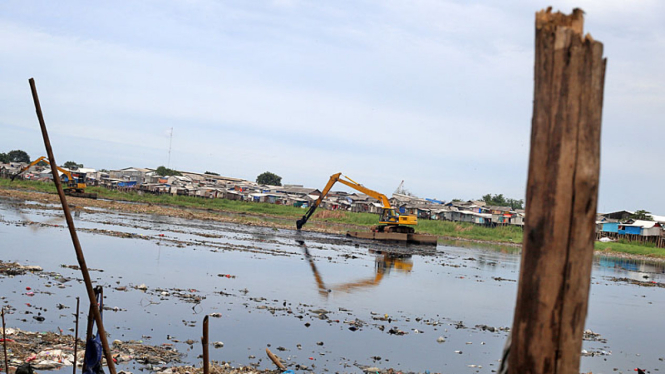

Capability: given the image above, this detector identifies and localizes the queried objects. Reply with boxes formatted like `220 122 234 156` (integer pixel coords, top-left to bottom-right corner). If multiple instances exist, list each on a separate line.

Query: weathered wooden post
508 8 606 374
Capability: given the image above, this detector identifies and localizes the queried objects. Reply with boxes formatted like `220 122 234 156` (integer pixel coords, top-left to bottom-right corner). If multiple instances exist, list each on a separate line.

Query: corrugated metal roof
627 220 662 229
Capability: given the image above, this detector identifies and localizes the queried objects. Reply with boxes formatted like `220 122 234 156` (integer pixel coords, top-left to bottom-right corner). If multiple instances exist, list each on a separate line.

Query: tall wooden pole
508 8 606 374
28 78 117 374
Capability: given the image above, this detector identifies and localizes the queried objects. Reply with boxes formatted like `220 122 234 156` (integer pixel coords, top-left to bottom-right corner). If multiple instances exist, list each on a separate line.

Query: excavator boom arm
336 178 391 208
11 156 74 182
296 172 393 230
296 172 342 229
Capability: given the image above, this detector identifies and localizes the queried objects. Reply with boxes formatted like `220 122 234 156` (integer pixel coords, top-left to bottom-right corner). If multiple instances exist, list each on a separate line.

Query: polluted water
1 196 664 373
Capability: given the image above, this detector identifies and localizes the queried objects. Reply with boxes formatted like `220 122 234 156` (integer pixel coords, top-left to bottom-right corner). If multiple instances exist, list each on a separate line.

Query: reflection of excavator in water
296 172 418 234
11 156 98 199
297 240 413 297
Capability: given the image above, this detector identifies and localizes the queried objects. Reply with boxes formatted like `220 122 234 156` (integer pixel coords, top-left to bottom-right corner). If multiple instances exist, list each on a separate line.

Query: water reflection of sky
1 196 664 373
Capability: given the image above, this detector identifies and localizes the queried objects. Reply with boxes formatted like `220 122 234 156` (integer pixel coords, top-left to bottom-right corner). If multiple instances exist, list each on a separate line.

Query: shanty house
403 205 431 219
511 210 526 226
488 206 513 224
601 221 619 233
619 220 663 236
349 194 375 213
603 210 634 221
109 167 151 184
443 209 462 222
459 211 477 223
277 186 322 199
430 208 451 221
473 212 493 225
220 189 243 201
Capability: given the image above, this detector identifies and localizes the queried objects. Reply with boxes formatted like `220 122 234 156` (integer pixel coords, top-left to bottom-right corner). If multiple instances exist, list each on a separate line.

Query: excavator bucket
296 216 306 230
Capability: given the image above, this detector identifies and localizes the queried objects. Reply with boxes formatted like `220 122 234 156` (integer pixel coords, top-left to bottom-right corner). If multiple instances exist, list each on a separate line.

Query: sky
1 1 663 214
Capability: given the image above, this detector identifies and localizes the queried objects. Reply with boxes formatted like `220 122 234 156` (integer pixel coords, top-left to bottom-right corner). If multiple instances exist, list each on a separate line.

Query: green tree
256 171 282 186
63 161 83 170
481 193 523 209
204 171 220 176
0 153 8 163
156 166 181 176
507 198 524 210
8 150 30 163
631 210 653 221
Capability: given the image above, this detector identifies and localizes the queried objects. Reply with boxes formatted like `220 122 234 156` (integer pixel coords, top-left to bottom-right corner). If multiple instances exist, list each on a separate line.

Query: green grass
594 240 665 258
316 211 383 226
0 178 57 193
417 220 524 243
316 212 524 243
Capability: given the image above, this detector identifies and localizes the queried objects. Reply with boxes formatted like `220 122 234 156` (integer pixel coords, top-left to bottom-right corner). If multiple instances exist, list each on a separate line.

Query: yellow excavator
11 156 97 199
296 172 418 233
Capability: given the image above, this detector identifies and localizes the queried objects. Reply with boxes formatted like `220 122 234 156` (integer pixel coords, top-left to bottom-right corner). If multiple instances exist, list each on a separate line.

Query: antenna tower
167 127 173 168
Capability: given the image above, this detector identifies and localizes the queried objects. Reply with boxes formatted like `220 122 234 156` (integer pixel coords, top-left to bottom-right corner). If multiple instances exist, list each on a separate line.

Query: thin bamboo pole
28 78 116 374
2 308 9 374
202 316 209 374
73 297 80 374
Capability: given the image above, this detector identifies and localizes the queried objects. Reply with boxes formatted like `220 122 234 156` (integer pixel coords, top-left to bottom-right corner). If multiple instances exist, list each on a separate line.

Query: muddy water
1 197 664 373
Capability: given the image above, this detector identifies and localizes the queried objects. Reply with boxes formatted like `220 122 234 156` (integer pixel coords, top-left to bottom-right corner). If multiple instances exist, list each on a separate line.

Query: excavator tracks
375 225 416 234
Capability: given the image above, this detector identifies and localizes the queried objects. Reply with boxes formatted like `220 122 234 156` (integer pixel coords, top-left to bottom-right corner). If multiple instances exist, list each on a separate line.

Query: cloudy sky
1 1 663 213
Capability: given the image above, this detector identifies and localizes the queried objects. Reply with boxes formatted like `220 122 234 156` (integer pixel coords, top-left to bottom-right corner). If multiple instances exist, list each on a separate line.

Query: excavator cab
380 208 399 224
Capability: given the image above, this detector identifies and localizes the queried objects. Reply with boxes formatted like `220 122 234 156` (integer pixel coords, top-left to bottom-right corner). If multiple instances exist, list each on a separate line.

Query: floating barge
346 231 438 246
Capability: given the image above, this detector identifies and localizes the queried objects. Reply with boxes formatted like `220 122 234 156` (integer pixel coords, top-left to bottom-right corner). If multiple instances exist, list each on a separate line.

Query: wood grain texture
508 8 606 374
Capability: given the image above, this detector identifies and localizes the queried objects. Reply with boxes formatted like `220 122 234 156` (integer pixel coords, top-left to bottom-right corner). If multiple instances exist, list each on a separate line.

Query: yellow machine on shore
12 156 97 199
296 172 418 233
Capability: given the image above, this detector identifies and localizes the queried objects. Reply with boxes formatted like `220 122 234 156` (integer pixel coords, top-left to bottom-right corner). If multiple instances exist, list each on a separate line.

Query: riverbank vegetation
594 240 665 258
2 179 665 258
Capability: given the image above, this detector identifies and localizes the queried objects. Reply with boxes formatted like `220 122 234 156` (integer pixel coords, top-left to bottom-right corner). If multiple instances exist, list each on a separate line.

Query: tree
0 153 8 163
631 210 653 221
8 150 30 163
63 161 84 170
481 193 523 209
156 166 182 176
507 198 524 210
204 171 220 176
256 171 282 186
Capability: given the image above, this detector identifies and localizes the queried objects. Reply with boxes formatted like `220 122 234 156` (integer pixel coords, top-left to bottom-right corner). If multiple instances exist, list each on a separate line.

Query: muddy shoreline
2 187 662 264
